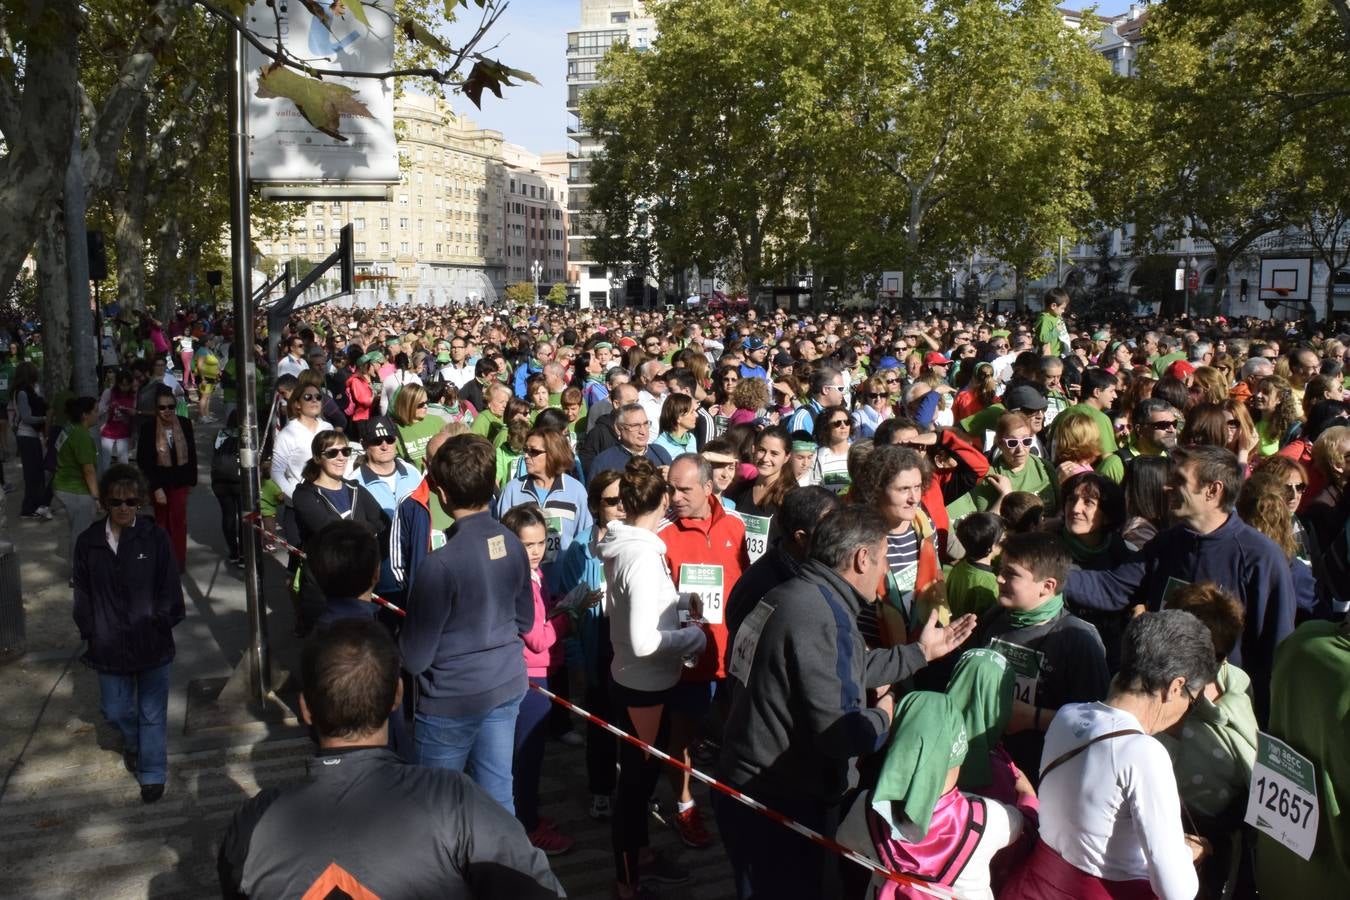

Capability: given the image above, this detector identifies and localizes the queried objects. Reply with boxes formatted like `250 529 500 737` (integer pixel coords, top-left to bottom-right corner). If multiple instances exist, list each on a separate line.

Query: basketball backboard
1258 257 1313 302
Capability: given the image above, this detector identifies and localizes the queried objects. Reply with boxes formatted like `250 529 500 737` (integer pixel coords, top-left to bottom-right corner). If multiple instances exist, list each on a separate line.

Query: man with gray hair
1240 356 1275 398
716 507 977 897
1188 341 1213 367
636 358 670 426
578 381 638 476
587 401 671 482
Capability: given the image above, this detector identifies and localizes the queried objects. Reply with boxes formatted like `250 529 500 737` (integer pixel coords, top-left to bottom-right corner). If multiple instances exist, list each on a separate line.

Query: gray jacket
719 559 928 804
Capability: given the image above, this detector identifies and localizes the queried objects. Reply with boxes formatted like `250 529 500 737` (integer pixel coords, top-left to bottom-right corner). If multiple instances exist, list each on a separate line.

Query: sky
443 0 1144 157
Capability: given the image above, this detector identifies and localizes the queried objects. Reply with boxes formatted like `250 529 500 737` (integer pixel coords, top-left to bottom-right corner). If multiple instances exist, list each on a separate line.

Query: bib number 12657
1244 732 1319 861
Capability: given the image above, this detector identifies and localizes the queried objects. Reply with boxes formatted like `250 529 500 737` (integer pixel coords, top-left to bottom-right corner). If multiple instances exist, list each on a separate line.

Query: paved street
0 426 737 899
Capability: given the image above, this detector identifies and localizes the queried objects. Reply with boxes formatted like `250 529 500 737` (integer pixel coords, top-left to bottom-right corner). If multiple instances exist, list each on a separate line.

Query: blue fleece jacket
355 460 431 597
1065 513 1296 719
399 511 533 718
494 472 594 596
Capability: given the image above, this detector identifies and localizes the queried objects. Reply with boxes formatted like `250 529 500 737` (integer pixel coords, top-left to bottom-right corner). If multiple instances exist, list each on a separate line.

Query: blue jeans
414 691 524 813
97 663 172 785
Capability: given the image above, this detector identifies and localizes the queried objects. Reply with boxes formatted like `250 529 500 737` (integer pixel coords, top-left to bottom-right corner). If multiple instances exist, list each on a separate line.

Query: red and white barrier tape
240 512 406 617
528 682 961 899
243 512 957 896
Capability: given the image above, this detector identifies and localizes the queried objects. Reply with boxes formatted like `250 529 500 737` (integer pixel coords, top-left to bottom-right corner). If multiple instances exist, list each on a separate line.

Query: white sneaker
588 794 612 820
35 506 53 520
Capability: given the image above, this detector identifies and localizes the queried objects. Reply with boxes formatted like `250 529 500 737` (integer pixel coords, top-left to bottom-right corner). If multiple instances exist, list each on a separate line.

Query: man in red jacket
658 453 750 849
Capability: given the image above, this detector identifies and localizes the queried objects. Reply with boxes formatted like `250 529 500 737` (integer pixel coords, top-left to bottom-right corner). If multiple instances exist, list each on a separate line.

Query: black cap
1003 384 1048 412
772 351 794 369
362 415 397 444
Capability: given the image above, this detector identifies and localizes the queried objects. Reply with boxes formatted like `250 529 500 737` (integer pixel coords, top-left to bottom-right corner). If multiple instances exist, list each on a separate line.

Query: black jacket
218 746 563 899
73 516 185 674
136 416 198 490
292 480 390 546
578 411 619 476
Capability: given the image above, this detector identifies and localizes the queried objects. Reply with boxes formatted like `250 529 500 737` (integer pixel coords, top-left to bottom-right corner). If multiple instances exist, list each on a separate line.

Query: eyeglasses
884 376 900 384
822 384 844 392
619 422 649 431
1002 437 1035 449
1149 420 1178 431
831 419 851 428
321 447 354 459
300 393 322 402
365 436 398 447
103 497 138 508
1286 482 1308 497
157 404 176 411
524 447 547 457
601 495 623 507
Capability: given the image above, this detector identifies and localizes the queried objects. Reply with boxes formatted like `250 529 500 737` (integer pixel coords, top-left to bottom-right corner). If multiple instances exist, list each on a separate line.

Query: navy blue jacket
73 516 184 674
1065 512 1296 718
399 511 534 718
588 442 672 485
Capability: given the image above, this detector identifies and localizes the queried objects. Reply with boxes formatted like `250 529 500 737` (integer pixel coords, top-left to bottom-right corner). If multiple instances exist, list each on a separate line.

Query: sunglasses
103 497 139 508
157 404 176 411
364 436 398 447
321 447 354 459
417 401 429 408
601 495 622 507
300 393 322 402
1286 482 1308 496
1149 420 1178 430
1002 437 1035 449
524 447 547 457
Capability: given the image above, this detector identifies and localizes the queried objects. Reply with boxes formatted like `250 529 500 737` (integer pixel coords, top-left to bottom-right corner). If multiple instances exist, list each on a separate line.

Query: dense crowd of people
8 289 1348 898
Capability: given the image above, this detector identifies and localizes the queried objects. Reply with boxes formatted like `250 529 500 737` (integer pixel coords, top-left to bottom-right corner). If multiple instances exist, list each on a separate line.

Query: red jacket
658 501 750 680
926 428 990 561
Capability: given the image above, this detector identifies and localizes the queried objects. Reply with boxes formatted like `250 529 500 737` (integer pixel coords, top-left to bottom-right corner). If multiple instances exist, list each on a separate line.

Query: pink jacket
521 569 567 677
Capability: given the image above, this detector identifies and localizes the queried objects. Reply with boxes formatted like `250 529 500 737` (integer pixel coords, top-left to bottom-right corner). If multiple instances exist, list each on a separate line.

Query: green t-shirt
1035 312 1065 356
52 424 97 495
1151 350 1186 378
960 403 1007 449
944 559 1000 620
1257 418 1282 457
970 454 1058 512
0 361 15 403
471 409 507 447
1095 438 1166 484
1056 402 1119 455
397 416 444 471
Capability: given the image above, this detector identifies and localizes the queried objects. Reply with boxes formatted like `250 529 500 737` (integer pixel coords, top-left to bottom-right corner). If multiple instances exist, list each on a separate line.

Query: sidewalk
0 427 739 898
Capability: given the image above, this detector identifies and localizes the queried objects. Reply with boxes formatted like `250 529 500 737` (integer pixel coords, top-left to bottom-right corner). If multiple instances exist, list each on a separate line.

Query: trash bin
0 539 24 661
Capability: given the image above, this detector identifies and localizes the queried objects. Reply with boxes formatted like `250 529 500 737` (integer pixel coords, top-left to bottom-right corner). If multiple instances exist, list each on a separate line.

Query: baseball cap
772 351 794 369
1166 360 1196 380
617 336 637 350
1003 384 1048 412
362 416 397 444
592 340 614 351
924 351 952 367
742 335 766 351
877 355 901 370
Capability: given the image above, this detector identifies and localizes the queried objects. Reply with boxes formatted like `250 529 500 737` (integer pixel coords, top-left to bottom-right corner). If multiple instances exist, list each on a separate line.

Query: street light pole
228 25 269 705
531 258 542 301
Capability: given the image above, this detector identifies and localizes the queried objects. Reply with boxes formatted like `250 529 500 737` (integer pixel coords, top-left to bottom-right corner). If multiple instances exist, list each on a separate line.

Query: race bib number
1159 577 1192 610
884 565 918 626
679 563 725 625
1245 732 1319 861
544 514 563 564
729 600 773 686
714 414 729 437
989 638 1043 706
739 513 771 563
822 471 851 493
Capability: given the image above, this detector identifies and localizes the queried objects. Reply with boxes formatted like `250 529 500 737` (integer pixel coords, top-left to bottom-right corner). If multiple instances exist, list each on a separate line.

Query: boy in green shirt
1035 287 1071 357
945 512 1003 619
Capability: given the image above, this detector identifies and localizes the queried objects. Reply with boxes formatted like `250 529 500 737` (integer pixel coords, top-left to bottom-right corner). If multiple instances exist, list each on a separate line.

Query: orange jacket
658 501 750 680
875 510 947 648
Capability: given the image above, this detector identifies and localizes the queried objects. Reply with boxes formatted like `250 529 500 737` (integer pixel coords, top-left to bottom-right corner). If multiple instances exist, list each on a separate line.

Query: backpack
212 430 241 486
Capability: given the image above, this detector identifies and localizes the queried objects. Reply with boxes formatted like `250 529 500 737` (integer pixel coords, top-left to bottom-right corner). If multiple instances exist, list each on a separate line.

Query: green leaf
255 64 373 141
401 20 452 56
335 0 370 28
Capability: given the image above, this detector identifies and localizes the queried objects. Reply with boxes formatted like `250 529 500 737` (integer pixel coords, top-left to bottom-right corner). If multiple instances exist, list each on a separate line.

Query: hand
874 691 896 724
1012 768 1036 799
1056 460 1083 484
870 682 892 704
687 592 704 621
1185 834 1211 864
984 472 1012 496
916 610 977 662
153 489 167 506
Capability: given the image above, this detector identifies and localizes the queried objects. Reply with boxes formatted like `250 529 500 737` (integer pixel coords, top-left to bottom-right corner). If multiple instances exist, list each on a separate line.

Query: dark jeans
514 675 553 831
713 789 835 900
586 627 617 796
17 434 50 515
215 490 241 558
611 681 671 888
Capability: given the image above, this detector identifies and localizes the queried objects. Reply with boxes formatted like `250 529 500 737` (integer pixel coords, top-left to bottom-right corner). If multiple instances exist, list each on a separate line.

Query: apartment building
566 0 655 308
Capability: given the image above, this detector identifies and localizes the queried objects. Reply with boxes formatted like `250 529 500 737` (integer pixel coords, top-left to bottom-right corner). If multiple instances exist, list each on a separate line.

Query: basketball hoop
1271 287 1291 298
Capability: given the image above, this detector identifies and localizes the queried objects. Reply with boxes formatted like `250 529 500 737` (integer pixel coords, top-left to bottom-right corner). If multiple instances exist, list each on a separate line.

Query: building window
355 242 366 253
400 242 409 254
380 242 390 253
398 195 408 206
611 12 629 24
399 217 408 229
380 217 389 229
354 217 365 229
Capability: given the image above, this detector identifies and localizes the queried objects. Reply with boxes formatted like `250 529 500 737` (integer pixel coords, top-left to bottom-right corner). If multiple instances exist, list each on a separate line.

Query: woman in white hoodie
599 456 706 898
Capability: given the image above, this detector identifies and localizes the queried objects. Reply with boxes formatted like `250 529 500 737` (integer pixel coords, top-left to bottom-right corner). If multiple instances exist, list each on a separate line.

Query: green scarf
585 373 604 386
1006 592 1064 628
1061 528 1112 565
873 692 968 840
947 649 1015 790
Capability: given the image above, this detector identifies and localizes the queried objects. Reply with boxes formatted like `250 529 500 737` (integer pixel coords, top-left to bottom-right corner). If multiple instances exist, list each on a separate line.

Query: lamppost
531 258 542 301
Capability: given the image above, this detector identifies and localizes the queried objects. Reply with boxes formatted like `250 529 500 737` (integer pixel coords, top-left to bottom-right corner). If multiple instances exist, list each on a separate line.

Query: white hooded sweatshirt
598 520 707 692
